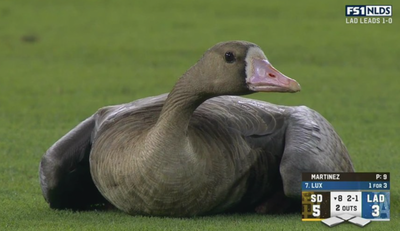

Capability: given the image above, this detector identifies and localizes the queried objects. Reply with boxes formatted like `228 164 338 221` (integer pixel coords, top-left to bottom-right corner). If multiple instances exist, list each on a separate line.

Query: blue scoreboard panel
302 173 390 221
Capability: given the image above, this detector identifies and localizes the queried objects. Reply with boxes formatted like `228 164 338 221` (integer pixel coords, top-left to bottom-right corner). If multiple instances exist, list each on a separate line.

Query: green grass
1 0 399 230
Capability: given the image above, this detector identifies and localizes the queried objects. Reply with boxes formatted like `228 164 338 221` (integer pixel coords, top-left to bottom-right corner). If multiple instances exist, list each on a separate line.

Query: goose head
187 41 301 96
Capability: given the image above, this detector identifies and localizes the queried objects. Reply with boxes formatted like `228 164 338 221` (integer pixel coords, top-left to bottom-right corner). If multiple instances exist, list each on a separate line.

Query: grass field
1 0 399 230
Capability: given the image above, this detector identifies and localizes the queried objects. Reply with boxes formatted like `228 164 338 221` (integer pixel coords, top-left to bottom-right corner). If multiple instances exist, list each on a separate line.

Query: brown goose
39 41 354 216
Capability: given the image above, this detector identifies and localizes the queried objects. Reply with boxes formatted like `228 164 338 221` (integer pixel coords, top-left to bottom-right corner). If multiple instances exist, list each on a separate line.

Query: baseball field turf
1 0 398 230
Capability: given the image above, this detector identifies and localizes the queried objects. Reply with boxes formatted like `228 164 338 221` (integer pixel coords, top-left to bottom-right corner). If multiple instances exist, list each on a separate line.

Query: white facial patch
245 46 269 83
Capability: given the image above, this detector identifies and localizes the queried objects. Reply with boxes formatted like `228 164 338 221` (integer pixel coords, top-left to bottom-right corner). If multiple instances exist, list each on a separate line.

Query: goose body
39 41 354 216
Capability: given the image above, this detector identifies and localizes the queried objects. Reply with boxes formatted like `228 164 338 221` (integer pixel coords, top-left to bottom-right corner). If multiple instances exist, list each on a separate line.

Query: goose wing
39 94 167 210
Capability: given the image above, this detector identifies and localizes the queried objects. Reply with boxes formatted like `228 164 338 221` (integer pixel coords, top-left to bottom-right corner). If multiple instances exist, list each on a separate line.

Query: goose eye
224 52 236 63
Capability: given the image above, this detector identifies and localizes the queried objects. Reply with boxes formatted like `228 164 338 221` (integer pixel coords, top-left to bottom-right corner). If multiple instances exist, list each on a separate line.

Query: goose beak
247 59 301 93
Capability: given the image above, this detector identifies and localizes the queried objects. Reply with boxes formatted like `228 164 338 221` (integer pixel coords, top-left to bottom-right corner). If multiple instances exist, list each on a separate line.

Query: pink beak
247 59 301 93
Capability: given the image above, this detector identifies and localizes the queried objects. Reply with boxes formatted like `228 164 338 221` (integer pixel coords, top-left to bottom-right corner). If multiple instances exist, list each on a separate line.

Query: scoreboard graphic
302 173 390 222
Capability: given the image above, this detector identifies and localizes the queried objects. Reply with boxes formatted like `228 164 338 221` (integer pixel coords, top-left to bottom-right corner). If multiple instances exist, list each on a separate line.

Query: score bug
302 172 390 221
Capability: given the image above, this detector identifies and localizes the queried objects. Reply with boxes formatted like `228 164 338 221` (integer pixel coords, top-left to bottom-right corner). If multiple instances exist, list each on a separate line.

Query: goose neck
157 76 210 132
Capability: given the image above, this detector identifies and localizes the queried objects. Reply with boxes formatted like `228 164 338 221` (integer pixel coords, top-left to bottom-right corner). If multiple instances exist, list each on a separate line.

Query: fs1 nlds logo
345 5 393 24
346 5 392 16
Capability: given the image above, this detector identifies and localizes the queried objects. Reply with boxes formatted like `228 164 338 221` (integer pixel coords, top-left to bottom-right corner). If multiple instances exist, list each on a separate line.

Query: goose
39 41 354 216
